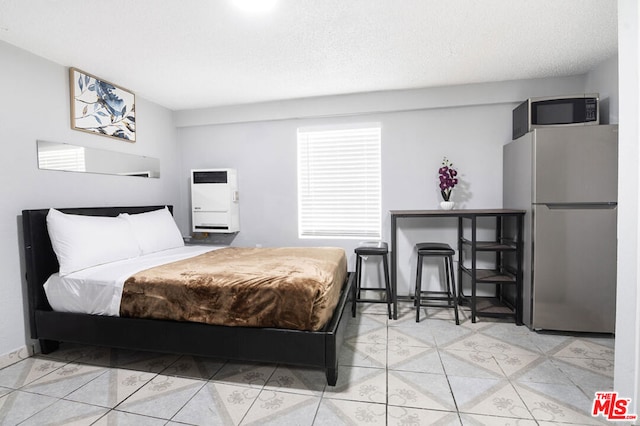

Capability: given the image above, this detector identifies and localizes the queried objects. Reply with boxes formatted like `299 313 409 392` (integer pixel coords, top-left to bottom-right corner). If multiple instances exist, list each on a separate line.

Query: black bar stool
352 241 392 319
415 242 459 324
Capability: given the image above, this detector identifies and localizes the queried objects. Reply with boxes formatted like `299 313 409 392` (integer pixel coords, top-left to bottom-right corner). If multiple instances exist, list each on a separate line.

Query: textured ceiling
0 0 617 111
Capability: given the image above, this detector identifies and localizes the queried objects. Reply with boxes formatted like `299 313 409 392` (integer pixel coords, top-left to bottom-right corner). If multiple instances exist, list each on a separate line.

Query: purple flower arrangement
438 158 458 202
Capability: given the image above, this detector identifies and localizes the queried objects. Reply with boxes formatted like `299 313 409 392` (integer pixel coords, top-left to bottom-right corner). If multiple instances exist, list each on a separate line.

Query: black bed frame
21 205 353 385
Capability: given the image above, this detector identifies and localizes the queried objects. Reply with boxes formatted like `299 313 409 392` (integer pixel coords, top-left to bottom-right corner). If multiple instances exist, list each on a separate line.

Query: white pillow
120 206 184 255
46 208 141 276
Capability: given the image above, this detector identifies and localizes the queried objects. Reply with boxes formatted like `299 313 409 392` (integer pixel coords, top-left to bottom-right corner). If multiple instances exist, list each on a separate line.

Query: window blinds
37 145 86 172
297 125 381 239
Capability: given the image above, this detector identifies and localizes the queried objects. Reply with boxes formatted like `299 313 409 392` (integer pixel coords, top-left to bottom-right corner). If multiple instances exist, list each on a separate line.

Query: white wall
174 76 588 128
176 74 597 295
0 41 182 359
614 0 640 414
2 31 628 403
585 55 619 124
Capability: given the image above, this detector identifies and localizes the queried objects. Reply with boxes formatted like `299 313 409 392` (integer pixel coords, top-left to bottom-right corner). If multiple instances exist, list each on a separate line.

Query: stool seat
416 242 455 256
355 241 389 256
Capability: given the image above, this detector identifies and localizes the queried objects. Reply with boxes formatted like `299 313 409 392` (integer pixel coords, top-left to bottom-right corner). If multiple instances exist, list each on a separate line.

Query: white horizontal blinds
298 125 381 238
37 146 86 172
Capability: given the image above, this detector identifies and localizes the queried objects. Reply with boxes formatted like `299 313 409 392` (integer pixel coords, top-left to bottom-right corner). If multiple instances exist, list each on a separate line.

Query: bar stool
415 242 459 324
352 241 392 319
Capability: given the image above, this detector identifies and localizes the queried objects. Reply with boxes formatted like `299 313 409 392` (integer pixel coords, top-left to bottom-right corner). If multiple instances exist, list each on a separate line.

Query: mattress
44 245 347 331
44 245 219 316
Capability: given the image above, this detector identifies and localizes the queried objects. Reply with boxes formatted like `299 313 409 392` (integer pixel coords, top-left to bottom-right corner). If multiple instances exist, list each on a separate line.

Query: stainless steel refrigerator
503 125 618 333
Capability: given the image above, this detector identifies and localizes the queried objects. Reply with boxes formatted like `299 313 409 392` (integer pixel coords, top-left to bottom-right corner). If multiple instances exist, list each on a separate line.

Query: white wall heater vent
191 169 239 233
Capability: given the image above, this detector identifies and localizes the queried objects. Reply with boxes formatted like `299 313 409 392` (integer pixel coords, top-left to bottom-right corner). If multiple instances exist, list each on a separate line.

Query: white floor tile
0 390 58 425
19 398 108 426
65 367 156 408
95 410 167 425
448 376 532 419
115 374 205 419
241 389 320 425
388 370 456 411
172 381 260 426
323 366 387 404
263 365 327 396
22 362 105 398
0 357 66 389
389 405 461 425
0 315 616 426
212 362 277 388
314 398 386 425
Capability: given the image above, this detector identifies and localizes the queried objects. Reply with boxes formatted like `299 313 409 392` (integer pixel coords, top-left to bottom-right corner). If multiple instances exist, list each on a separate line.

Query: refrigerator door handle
543 202 617 210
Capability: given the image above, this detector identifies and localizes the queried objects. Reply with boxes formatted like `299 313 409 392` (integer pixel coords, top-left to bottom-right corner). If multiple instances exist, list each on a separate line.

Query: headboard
21 205 172 338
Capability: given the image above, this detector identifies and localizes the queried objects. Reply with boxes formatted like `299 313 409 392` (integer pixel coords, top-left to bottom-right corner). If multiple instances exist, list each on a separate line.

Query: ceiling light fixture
231 0 279 13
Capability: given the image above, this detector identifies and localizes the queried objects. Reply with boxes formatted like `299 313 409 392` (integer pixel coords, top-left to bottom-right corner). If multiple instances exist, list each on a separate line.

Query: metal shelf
460 238 517 251
457 213 524 325
460 266 516 283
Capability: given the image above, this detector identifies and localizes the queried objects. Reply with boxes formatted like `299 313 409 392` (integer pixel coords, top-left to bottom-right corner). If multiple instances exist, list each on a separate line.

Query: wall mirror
37 140 160 178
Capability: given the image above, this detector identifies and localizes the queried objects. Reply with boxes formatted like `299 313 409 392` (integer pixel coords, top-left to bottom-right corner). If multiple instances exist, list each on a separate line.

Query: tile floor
0 303 617 425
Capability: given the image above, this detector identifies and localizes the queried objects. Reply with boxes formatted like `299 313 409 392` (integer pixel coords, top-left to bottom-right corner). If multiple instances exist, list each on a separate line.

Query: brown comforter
120 247 347 331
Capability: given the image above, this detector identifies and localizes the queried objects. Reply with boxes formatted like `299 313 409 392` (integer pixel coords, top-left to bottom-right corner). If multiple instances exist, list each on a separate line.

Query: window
297 124 381 239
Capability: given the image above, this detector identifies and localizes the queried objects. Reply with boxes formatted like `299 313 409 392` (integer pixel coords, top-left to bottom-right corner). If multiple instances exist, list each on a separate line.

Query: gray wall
614 0 640 409
0 40 182 357
176 66 617 295
177 103 520 294
0 32 619 361
585 55 619 124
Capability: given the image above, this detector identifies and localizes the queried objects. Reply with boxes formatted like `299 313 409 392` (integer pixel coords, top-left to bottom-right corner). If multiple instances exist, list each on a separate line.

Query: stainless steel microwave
512 94 599 140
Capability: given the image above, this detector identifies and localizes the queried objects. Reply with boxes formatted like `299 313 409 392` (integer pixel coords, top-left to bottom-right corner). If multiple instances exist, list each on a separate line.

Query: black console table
389 209 525 324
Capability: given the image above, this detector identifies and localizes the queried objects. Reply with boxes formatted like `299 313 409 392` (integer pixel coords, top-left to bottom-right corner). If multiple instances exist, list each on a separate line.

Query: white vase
440 201 455 210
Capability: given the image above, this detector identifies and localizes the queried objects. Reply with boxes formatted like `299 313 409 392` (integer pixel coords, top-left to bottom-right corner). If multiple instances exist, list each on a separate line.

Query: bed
21 205 353 385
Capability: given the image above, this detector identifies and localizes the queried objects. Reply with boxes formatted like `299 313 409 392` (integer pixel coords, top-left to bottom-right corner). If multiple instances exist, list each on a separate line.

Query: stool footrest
417 302 457 308
355 298 391 304
415 293 458 307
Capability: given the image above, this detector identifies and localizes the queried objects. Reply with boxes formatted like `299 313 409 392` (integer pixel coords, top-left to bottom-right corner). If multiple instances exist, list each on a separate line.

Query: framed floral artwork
69 67 136 142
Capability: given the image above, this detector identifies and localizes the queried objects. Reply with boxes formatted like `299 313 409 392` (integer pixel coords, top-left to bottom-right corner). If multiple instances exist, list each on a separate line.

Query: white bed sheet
44 245 222 316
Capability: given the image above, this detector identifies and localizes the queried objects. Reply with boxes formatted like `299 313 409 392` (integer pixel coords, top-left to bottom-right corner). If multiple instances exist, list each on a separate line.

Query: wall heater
191 169 239 233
